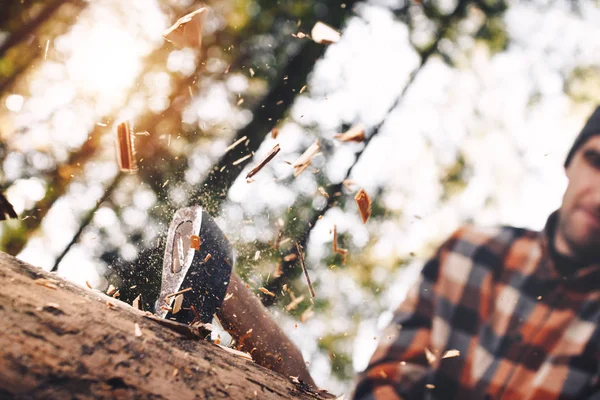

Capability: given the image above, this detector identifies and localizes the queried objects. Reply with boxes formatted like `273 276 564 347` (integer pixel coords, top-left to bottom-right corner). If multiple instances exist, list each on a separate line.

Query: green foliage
475 16 508 53
440 152 470 201
566 66 600 103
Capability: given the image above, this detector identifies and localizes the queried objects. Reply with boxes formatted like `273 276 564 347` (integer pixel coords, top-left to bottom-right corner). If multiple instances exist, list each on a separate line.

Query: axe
155 206 232 324
154 205 316 387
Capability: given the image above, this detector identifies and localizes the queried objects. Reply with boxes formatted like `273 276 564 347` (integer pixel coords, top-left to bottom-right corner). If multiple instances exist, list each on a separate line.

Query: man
352 105 600 399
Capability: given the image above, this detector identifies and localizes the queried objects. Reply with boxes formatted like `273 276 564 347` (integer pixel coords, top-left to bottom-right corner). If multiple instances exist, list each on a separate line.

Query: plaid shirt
353 211 600 400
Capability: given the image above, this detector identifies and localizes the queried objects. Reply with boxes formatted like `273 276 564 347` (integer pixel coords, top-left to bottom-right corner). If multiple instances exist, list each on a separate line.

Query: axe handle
217 272 316 387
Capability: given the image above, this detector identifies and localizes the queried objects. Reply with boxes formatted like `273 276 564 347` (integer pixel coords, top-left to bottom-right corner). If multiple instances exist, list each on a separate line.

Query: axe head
155 206 233 324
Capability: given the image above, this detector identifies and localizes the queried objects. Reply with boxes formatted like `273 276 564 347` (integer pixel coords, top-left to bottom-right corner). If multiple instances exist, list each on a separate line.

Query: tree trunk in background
0 252 336 400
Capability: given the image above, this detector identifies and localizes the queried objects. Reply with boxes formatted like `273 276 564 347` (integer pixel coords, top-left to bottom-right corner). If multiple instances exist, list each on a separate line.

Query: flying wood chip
190 235 201 250
285 294 305 311
332 225 348 263
425 348 436 365
0 193 17 221
162 7 207 48
115 121 137 173
173 293 184 314
354 189 371 224
292 141 320 177
296 242 316 298
311 21 341 44
246 144 281 180
259 287 276 297
334 125 365 143
106 284 117 296
132 294 142 310
442 349 460 359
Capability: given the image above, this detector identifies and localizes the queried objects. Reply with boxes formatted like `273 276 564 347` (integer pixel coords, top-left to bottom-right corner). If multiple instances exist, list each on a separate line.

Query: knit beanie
565 105 600 168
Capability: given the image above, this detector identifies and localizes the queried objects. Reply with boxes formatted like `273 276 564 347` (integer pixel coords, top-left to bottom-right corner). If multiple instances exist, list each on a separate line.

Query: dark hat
565 105 600 168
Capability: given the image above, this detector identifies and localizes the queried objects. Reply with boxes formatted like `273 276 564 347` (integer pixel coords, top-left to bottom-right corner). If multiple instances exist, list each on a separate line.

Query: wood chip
285 295 305 311
292 141 320 177
334 124 365 143
332 225 338 252
273 262 283 278
173 294 184 314
296 243 316 298
354 189 371 224
162 7 207 48
426 384 435 389
442 349 460 359
132 294 142 310
246 144 280 180
299 85 307 94
190 235 201 251
85 280 93 289
232 153 253 166
217 344 253 361
115 121 137 173
317 187 329 198
425 348 436 365
259 287 276 297
283 254 297 262
332 225 348 263
225 135 248 152
166 287 192 299
224 293 234 301
204 254 211 263
311 21 341 44
106 284 117 296
300 305 314 322
34 278 58 290
134 323 142 337
271 128 279 139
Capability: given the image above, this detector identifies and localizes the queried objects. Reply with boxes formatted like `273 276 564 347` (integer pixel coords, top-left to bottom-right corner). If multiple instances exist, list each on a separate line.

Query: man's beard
557 211 600 263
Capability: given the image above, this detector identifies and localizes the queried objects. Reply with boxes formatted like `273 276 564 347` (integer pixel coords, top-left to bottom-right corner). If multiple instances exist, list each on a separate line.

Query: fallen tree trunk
0 252 335 400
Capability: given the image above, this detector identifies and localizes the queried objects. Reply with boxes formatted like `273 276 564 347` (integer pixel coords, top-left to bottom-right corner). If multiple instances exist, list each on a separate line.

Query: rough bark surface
0 252 335 400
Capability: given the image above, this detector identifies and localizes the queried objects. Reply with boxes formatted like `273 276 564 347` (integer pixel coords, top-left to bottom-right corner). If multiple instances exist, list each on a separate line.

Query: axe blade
155 206 233 324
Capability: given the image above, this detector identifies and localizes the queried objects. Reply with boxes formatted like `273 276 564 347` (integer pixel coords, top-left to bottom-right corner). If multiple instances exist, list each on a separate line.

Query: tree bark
0 251 335 400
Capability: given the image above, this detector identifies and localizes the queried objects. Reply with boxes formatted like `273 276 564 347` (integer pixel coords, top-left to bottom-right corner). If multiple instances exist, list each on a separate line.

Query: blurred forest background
1 0 600 395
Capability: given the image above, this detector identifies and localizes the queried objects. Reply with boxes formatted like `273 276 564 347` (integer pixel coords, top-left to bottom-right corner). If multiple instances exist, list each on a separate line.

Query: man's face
557 136 600 260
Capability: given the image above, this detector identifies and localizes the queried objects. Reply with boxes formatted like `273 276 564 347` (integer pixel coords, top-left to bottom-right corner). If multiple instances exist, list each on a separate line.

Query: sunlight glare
65 23 142 100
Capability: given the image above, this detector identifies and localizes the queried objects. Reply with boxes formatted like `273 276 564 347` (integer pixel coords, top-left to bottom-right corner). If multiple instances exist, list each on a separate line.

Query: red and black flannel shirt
353 211 600 400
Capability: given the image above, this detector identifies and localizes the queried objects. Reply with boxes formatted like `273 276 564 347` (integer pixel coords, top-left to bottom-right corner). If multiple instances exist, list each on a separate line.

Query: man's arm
352 236 454 400
216 272 316 387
